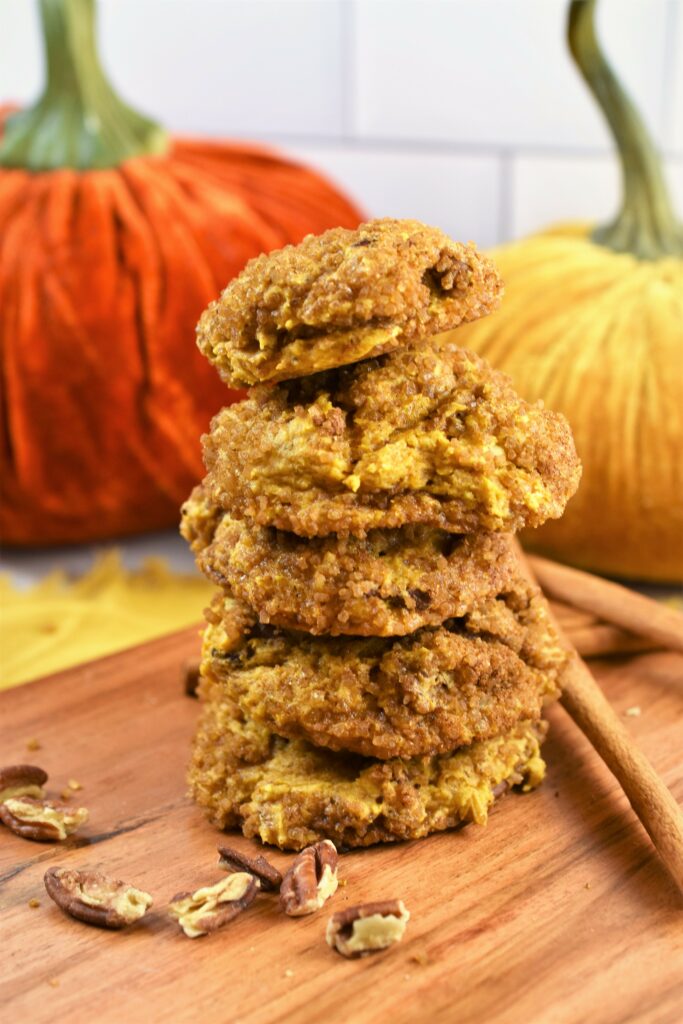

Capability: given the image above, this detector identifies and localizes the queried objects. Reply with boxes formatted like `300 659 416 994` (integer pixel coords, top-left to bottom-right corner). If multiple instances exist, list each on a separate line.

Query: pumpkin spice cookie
196 218 503 387
203 341 581 538
198 580 566 760
188 697 547 850
181 486 518 636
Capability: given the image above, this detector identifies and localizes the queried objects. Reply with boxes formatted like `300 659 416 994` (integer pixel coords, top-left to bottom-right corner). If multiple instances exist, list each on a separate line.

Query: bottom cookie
189 698 547 850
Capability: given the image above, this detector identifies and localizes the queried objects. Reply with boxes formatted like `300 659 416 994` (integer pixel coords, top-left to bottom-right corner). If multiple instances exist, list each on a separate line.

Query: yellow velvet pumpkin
451 0 683 583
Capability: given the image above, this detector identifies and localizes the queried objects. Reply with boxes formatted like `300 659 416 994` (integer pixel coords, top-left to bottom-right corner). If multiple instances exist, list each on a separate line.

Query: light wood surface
1 626 682 1024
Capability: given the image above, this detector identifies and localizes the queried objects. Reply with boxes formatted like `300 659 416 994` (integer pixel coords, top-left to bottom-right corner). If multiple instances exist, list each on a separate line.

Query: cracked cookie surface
181 486 518 636
189 702 547 850
197 218 503 388
203 341 581 538
198 580 565 760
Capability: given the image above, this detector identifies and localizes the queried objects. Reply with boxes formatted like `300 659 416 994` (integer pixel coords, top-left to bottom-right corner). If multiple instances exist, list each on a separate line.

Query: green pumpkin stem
567 0 682 259
0 0 168 171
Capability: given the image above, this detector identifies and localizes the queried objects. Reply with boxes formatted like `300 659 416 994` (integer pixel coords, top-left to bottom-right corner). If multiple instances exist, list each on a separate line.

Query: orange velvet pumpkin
0 2 362 545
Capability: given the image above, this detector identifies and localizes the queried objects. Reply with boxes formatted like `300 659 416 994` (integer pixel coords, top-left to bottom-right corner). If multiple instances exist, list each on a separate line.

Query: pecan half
0 764 48 804
279 839 338 917
183 659 201 698
0 797 88 842
217 844 282 892
44 867 153 929
168 873 257 938
326 900 410 958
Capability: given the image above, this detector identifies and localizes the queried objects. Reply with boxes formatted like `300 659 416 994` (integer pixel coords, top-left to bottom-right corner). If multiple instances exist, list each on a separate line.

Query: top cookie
197 218 503 387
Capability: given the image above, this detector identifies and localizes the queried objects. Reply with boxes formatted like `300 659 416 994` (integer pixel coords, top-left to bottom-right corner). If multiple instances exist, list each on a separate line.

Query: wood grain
1 627 682 1024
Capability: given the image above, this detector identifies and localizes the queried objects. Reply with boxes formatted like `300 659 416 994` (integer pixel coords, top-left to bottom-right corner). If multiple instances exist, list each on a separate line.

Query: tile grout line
497 149 514 245
243 131 683 162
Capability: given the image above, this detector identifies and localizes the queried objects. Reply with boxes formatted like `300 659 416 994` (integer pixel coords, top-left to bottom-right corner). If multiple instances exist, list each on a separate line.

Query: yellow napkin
0 552 213 690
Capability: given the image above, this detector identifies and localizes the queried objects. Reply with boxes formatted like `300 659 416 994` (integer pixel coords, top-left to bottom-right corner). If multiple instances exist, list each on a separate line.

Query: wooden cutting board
1 627 682 1024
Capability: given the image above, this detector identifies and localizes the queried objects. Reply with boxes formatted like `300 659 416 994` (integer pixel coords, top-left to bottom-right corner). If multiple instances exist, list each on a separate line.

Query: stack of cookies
181 219 581 851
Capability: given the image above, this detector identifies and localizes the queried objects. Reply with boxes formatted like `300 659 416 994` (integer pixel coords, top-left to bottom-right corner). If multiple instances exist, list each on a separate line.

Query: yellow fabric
0 552 213 690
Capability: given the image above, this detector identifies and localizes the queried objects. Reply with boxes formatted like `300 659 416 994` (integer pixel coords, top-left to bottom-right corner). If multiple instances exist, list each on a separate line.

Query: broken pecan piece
44 867 153 929
0 764 48 804
326 900 410 958
279 839 338 917
217 844 282 892
0 797 88 842
183 659 201 698
168 873 257 938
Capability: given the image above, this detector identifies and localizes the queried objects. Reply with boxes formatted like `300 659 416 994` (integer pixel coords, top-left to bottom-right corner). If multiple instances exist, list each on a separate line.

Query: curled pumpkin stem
568 0 682 260
0 0 168 171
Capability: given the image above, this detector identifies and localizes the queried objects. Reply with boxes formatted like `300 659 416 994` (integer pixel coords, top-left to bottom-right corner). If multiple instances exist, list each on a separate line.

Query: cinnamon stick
569 624 660 659
529 554 683 655
515 541 683 897
550 599 600 631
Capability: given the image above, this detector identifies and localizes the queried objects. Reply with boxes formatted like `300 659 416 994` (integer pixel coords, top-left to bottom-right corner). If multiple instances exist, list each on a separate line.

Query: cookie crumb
625 706 641 717
60 788 73 801
284 969 294 978
410 949 431 967
28 898 41 909
48 978 60 988
26 738 41 751
585 883 592 890
68 779 82 791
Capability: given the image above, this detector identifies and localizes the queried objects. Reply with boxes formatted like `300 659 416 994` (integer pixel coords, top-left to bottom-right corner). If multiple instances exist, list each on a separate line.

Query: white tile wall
511 154 683 239
352 0 671 150
1 0 681 245
285 143 502 246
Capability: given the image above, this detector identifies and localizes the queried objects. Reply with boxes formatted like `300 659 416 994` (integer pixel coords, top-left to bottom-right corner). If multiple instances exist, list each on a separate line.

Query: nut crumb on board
26 739 41 752
625 706 641 717
28 898 41 909
168 874 257 938
68 779 83 791
217 844 282 892
0 764 48 804
280 840 339 917
183 660 201 698
327 900 410 958
45 867 153 929
48 978 60 988
0 797 88 842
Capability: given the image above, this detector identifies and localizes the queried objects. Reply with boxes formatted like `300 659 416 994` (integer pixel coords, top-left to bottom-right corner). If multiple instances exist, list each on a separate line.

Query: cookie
199 580 565 759
189 699 547 850
204 341 580 538
182 486 518 636
197 218 502 387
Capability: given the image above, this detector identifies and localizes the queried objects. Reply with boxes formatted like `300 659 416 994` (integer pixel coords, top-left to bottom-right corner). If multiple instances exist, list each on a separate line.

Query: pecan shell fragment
279 839 338 917
44 867 153 929
168 873 257 938
0 797 88 842
326 900 410 958
217 844 282 892
0 764 48 804
183 659 201 698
